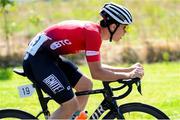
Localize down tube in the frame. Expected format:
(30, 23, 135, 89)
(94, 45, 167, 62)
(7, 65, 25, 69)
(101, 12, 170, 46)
(89, 100, 110, 120)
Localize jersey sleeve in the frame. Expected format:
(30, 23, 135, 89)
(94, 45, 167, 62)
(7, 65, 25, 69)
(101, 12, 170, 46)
(84, 28, 102, 62)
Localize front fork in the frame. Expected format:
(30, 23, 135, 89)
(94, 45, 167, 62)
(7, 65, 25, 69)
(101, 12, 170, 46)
(102, 82, 125, 119)
(108, 98, 124, 119)
(89, 99, 124, 120)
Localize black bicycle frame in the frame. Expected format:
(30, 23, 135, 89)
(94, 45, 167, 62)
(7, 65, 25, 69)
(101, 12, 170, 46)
(33, 84, 51, 119)
(74, 78, 142, 119)
(34, 80, 126, 119)
(13, 68, 140, 119)
(75, 81, 125, 119)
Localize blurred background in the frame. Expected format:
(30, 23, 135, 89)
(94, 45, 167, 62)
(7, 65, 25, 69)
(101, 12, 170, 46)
(0, 0, 179, 66)
(0, 0, 179, 119)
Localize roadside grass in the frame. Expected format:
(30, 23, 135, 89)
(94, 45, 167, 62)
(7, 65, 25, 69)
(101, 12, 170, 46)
(0, 62, 179, 119)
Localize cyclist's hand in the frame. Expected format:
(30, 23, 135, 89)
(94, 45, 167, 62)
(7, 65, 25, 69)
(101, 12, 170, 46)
(130, 63, 143, 70)
(129, 67, 144, 79)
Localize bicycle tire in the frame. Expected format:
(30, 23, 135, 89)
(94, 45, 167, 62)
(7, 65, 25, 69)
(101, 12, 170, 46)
(0, 109, 37, 119)
(103, 102, 170, 119)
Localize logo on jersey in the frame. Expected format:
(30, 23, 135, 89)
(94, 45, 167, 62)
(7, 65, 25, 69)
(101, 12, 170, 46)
(50, 39, 72, 50)
(43, 74, 64, 94)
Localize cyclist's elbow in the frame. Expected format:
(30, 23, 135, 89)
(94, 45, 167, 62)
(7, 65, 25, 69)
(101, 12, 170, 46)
(90, 70, 102, 80)
(88, 62, 105, 80)
(92, 75, 102, 80)
(91, 70, 108, 80)
(91, 72, 100, 80)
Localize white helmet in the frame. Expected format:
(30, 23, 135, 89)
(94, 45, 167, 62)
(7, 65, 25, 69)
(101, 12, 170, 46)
(100, 2, 133, 25)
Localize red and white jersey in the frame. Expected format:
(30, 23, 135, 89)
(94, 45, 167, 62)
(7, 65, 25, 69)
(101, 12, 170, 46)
(43, 20, 102, 62)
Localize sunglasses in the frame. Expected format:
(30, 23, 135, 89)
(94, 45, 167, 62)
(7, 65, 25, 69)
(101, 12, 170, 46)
(123, 25, 131, 32)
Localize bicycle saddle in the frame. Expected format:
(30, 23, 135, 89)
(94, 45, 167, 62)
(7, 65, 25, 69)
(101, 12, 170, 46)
(13, 68, 26, 77)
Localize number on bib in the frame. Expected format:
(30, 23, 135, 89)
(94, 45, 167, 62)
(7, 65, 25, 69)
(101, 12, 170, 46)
(18, 84, 35, 98)
(26, 33, 51, 56)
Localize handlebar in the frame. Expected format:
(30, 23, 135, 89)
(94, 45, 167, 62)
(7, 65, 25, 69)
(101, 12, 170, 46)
(111, 78, 142, 100)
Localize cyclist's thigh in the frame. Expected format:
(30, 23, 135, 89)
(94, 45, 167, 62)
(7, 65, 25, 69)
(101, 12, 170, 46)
(57, 56, 83, 88)
(28, 52, 75, 104)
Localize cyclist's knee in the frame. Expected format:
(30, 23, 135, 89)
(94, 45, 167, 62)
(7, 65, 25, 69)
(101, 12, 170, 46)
(83, 77, 93, 90)
(75, 76, 93, 91)
(61, 96, 80, 111)
(86, 78, 93, 90)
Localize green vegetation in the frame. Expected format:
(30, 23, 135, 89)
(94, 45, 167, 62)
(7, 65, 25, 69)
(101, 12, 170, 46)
(0, 62, 179, 119)
(0, 0, 15, 55)
(0, 68, 12, 80)
(0, 0, 179, 41)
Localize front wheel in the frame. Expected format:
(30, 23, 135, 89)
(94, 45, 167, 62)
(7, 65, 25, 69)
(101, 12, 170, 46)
(0, 109, 37, 119)
(103, 102, 170, 119)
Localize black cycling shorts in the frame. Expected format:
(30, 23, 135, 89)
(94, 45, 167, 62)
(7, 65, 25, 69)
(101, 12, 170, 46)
(23, 50, 82, 104)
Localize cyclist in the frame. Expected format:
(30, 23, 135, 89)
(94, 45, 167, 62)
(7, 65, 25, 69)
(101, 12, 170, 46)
(23, 2, 144, 119)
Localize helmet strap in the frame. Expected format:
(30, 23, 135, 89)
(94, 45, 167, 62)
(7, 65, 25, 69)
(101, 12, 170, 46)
(107, 24, 120, 42)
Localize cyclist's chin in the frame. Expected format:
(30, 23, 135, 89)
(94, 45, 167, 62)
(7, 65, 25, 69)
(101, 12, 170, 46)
(113, 38, 121, 42)
(115, 37, 122, 41)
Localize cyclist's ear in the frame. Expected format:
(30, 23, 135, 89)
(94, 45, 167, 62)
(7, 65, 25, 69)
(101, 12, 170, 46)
(109, 23, 117, 31)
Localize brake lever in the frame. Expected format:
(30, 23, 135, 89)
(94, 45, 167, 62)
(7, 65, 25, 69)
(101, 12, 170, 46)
(135, 80, 142, 95)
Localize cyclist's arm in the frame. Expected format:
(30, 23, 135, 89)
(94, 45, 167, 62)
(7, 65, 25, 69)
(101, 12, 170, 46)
(102, 64, 134, 72)
(88, 61, 131, 81)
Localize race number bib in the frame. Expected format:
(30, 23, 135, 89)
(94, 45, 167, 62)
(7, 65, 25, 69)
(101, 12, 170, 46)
(26, 33, 51, 56)
(18, 84, 35, 98)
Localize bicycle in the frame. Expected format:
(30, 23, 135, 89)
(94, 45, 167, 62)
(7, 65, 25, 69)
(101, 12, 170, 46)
(0, 68, 170, 119)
